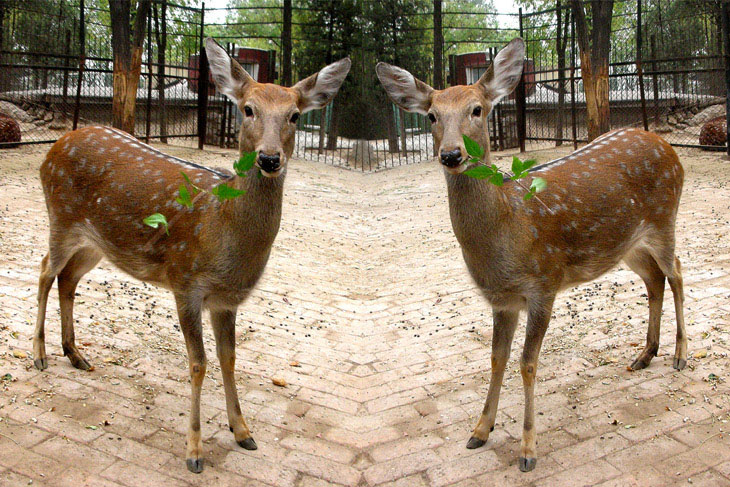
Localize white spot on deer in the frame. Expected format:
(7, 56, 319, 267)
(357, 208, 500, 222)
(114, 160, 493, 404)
(652, 149, 660, 159)
(68, 147, 77, 157)
(626, 149, 633, 156)
(193, 223, 203, 236)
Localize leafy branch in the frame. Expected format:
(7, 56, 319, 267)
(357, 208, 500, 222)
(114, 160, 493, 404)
(461, 135, 551, 212)
(143, 151, 257, 234)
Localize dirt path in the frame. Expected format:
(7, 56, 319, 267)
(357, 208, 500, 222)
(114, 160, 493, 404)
(1, 141, 729, 486)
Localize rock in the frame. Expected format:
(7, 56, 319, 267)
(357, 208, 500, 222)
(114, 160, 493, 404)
(271, 377, 287, 387)
(653, 123, 672, 134)
(0, 101, 32, 122)
(49, 116, 69, 131)
(346, 139, 379, 171)
(699, 116, 726, 147)
(0, 115, 21, 147)
(43, 111, 53, 122)
(689, 104, 725, 126)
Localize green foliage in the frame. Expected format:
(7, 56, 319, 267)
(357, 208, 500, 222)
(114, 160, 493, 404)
(234, 152, 257, 177)
(143, 152, 256, 235)
(211, 183, 247, 201)
(461, 135, 547, 202)
(143, 213, 169, 234)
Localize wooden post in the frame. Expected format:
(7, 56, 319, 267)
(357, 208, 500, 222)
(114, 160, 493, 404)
(154, 0, 168, 142)
(197, 2, 208, 150)
(636, 0, 648, 131)
(282, 0, 292, 86)
(433, 0, 443, 89)
(722, 0, 730, 155)
(145, 11, 152, 142)
(516, 8, 527, 152)
(570, 11, 577, 149)
(73, 0, 85, 131)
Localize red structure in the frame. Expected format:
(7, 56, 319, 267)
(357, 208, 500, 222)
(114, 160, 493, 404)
(448, 52, 535, 98)
(189, 46, 277, 95)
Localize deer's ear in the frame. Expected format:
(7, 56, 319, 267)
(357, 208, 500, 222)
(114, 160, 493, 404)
(293, 58, 351, 113)
(376, 63, 433, 115)
(204, 38, 254, 103)
(477, 38, 525, 105)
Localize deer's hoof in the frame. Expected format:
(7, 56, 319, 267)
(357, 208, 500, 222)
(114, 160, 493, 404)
(629, 357, 650, 371)
(186, 457, 204, 473)
(466, 436, 486, 449)
(673, 358, 687, 371)
(238, 437, 258, 450)
(519, 457, 537, 472)
(34, 357, 48, 371)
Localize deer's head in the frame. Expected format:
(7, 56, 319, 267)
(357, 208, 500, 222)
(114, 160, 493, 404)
(376, 38, 525, 175)
(205, 38, 351, 178)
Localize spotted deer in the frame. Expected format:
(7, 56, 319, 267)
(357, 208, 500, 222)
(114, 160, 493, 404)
(33, 38, 350, 473)
(376, 38, 686, 472)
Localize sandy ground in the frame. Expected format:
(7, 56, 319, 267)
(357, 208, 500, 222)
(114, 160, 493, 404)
(0, 139, 729, 486)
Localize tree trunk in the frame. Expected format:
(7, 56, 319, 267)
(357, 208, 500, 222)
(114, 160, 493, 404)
(110, 0, 150, 136)
(570, 0, 613, 141)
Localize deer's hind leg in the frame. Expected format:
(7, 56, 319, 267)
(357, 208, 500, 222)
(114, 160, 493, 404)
(57, 247, 103, 370)
(624, 249, 666, 371)
(34, 254, 58, 370)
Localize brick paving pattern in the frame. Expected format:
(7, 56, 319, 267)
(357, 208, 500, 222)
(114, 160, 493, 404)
(1, 142, 729, 486)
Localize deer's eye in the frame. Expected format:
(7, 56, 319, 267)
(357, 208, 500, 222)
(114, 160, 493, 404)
(472, 106, 482, 117)
(244, 106, 254, 117)
(427, 113, 436, 123)
(290, 112, 300, 124)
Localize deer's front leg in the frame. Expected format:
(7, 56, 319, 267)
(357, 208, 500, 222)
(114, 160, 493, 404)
(519, 297, 554, 472)
(175, 295, 207, 474)
(211, 309, 257, 450)
(467, 309, 519, 449)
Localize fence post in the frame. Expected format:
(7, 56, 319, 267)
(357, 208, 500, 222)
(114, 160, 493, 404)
(650, 35, 660, 126)
(636, 0, 648, 131)
(145, 11, 152, 142)
(722, 0, 730, 156)
(433, 0, 443, 89)
(72, 0, 85, 130)
(516, 7, 526, 153)
(282, 0, 292, 86)
(570, 9, 577, 150)
(197, 3, 208, 150)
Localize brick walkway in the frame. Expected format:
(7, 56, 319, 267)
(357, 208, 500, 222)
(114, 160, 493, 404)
(1, 143, 729, 487)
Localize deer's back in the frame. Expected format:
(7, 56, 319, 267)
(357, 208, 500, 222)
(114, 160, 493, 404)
(462, 129, 684, 304)
(40, 126, 235, 290)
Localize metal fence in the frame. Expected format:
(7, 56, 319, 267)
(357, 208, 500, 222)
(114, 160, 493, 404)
(1, 0, 727, 164)
(520, 1, 726, 151)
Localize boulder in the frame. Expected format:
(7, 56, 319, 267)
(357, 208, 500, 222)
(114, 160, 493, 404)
(0, 100, 32, 122)
(689, 104, 725, 126)
(699, 116, 726, 147)
(0, 115, 22, 147)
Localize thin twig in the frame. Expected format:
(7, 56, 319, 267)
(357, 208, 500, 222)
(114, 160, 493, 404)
(0, 431, 21, 446)
(502, 171, 554, 214)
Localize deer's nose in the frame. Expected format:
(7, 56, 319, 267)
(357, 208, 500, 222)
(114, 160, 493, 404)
(440, 149, 463, 168)
(258, 152, 281, 173)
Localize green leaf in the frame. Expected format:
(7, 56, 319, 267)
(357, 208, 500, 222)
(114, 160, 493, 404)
(143, 213, 169, 235)
(181, 172, 201, 194)
(523, 189, 536, 201)
(234, 151, 257, 177)
(462, 135, 484, 159)
(511, 156, 523, 175)
(176, 184, 193, 208)
(522, 159, 538, 171)
(463, 165, 495, 179)
(530, 177, 547, 193)
(489, 172, 504, 186)
(211, 183, 246, 201)
(256, 168, 263, 179)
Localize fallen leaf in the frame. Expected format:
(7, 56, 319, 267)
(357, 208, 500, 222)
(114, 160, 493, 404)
(12, 350, 27, 359)
(272, 378, 287, 387)
(693, 349, 708, 359)
(289, 361, 300, 367)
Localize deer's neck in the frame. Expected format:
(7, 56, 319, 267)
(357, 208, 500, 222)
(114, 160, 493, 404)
(216, 167, 286, 247)
(444, 169, 513, 254)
